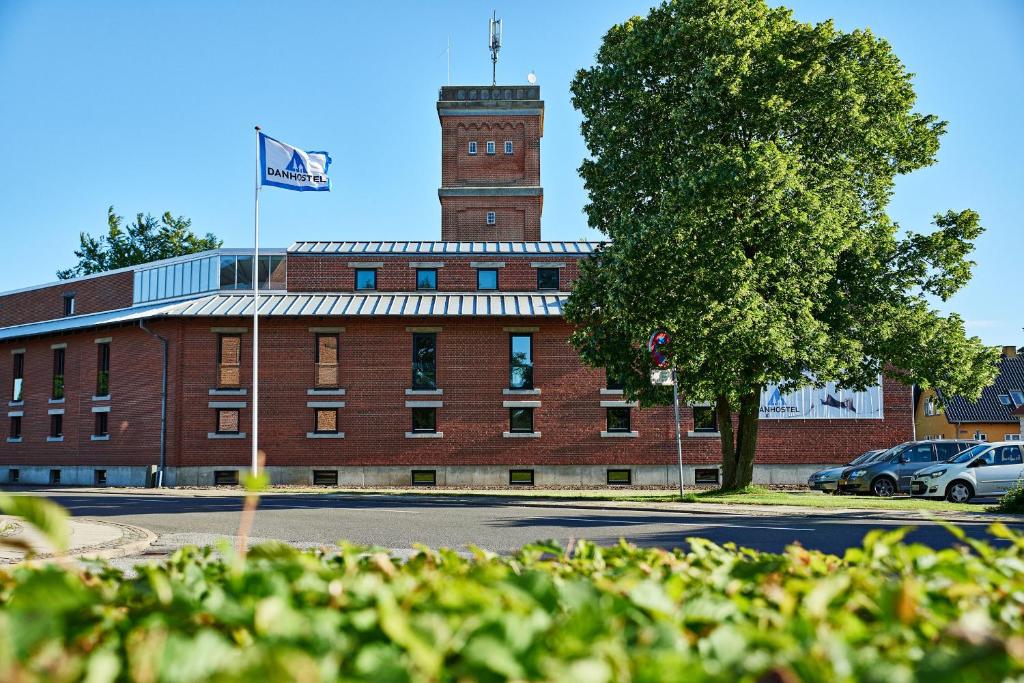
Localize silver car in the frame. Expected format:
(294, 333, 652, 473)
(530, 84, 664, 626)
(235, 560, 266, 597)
(807, 449, 884, 494)
(911, 441, 1024, 503)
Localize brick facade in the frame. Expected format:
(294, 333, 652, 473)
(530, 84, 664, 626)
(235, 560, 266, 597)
(0, 271, 134, 328)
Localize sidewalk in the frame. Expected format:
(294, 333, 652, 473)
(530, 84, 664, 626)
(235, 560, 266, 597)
(0, 515, 156, 565)
(25, 486, 1022, 525)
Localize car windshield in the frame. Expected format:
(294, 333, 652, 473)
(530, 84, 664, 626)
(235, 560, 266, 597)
(871, 444, 907, 464)
(848, 450, 879, 466)
(949, 443, 991, 464)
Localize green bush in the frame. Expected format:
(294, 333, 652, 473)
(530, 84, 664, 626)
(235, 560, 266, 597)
(998, 483, 1024, 513)
(1, 528, 1023, 682)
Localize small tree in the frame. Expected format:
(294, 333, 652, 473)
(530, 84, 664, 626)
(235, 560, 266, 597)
(57, 206, 222, 279)
(566, 0, 998, 489)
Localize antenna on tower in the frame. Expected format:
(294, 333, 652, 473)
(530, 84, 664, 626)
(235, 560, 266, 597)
(488, 11, 502, 86)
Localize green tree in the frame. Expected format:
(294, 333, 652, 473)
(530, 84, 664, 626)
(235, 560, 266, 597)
(57, 206, 222, 279)
(566, 0, 998, 489)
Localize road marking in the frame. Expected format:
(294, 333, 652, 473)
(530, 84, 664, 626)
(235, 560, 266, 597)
(529, 516, 814, 532)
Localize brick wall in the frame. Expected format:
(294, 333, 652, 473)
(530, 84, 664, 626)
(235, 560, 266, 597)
(441, 118, 540, 186)
(0, 271, 134, 327)
(287, 255, 578, 293)
(439, 195, 543, 242)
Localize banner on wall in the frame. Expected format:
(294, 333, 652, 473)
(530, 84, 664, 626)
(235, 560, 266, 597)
(759, 376, 884, 420)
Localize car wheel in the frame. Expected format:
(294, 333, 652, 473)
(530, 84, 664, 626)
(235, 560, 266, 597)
(871, 477, 896, 497)
(945, 480, 974, 504)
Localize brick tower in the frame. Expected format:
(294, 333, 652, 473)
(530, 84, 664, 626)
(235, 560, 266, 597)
(437, 85, 544, 241)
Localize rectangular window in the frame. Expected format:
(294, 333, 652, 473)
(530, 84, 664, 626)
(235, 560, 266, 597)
(315, 333, 339, 388)
(695, 468, 720, 485)
(8, 469, 18, 483)
(12, 352, 23, 402)
(216, 409, 240, 434)
(9, 416, 21, 439)
(96, 342, 110, 396)
(94, 412, 109, 437)
(504, 140, 513, 155)
(214, 470, 239, 486)
(509, 407, 534, 433)
(52, 348, 65, 400)
(477, 268, 498, 291)
(999, 395, 1012, 406)
(412, 470, 436, 486)
(607, 469, 632, 485)
(509, 469, 534, 485)
(49, 469, 61, 485)
(220, 255, 237, 289)
(50, 413, 63, 438)
(606, 370, 624, 391)
(468, 141, 478, 155)
(693, 406, 717, 432)
(416, 268, 437, 291)
(235, 256, 254, 290)
(1007, 434, 1023, 442)
(1011, 391, 1024, 407)
(509, 333, 533, 389)
(63, 294, 75, 316)
(606, 407, 631, 432)
(218, 334, 241, 388)
(536, 268, 560, 291)
(258, 255, 287, 290)
(94, 469, 107, 486)
(355, 269, 377, 291)
(486, 211, 497, 225)
(313, 470, 339, 486)
(314, 408, 338, 434)
(411, 407, 437, 433)
(412, 333, 437, 389)
(486, 140, 496, 155)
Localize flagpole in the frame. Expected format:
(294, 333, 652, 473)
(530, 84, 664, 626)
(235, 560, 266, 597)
(252, 126, 261, 478)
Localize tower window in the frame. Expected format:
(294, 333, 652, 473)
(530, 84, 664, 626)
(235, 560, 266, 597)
(468, 141, 477, 155)
(63, 294, 75, 316)
(486, 211, 496, 226)
(477, 269, 498, 291)
(486, 141, 496, 155)
(504, 141, 513, 155)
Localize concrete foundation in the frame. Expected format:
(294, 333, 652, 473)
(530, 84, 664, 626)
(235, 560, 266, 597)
(0, 465, 156, 487)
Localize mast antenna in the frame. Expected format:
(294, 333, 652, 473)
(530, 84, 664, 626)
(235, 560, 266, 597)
(488, 11, 502, 86)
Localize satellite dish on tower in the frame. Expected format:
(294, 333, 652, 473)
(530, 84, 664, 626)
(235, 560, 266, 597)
(527, 71, 537, 84)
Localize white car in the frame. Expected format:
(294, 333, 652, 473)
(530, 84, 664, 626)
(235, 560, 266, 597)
(910, 441, 1024, 503)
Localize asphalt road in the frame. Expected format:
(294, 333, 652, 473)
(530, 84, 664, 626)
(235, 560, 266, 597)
(29, 490, 1017, 558)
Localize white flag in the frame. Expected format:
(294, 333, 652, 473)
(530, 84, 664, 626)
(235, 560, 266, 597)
(259, 132, 331, 192)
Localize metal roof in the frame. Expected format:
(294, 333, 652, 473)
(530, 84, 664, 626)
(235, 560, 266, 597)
(0, 291, 570, 341)
(941, 353, 1024, 424)
(0, 300, 188, 342)
(287, 241, 603, 256)
(168, 292, 568, 317)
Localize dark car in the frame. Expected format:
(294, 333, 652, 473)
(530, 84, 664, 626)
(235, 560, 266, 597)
(836, 439, 981, 497)
(807, 449, 884, 494)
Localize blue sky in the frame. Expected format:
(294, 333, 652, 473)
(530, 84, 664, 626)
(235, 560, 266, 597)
(0, 1, 1020, 345)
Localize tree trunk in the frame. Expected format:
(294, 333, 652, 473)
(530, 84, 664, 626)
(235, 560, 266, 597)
(734, 391, 761, 488)
(716, 394, 738, 489)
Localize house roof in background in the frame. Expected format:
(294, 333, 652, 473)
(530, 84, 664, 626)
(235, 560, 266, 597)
(942, 352, 1024, 424)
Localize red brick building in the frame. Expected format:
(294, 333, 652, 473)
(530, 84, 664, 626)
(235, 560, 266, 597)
(0, 84, 913, 487)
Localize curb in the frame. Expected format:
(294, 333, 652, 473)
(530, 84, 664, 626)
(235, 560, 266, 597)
(74, 520, 158, 561)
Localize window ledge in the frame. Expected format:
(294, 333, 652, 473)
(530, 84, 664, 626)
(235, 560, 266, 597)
(208, 432, 246, 440)
(406, 400, 442, 408)
(405, 431, 443, 439)
(8, 401, 23, 408)
(47, 436, 64, 442)
(91, 395, 111, 402)
(503, 388, 540, 396)
(308, 388, 346, 396)
(307, 432, 345, 439)
(91, 435, 110, 441)
(601, 431, 639, 438)
(406, 389, 442, 396)
(687, 431, 721, 438)
(503, 400, 540, 408)
(600, 389, 624, 396)
(6, 437, 21, 443)
(209, 388, 247, 396)
(503, 431, 541, 438)
(601, 400, 638, 408)
(48, 398, 65, 404)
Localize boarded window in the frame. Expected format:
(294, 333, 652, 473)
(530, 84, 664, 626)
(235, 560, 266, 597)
(607, 469, 632, 485)
(509, 469, 534, 485)
(412, 470, 436, 486)
(218, 334, 241, 387)
(315, 334, 339, 388)
(315, 408, 338, 433)
(216, 409, 240, 434)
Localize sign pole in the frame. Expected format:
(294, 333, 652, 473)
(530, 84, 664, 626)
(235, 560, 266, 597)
(252, 126, 261, 478)
(672, 368, 684, 498)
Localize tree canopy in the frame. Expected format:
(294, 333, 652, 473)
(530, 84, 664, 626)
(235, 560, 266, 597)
(565, 0, 998, 487)
(57, 207, 222, 279)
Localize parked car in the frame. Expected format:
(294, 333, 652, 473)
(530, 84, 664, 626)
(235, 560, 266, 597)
(837, 439, 981, 497)
(807, 449, 884, 494)
(911, 441, 1024, 503)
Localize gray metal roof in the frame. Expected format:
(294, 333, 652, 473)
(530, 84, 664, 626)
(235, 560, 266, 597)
(941, 353, 1024, 424)
(287, 241, 602, 256)
(0, 291, 570, 340)
(0, 300, 188, 342)
(169, 292, 568, 317)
